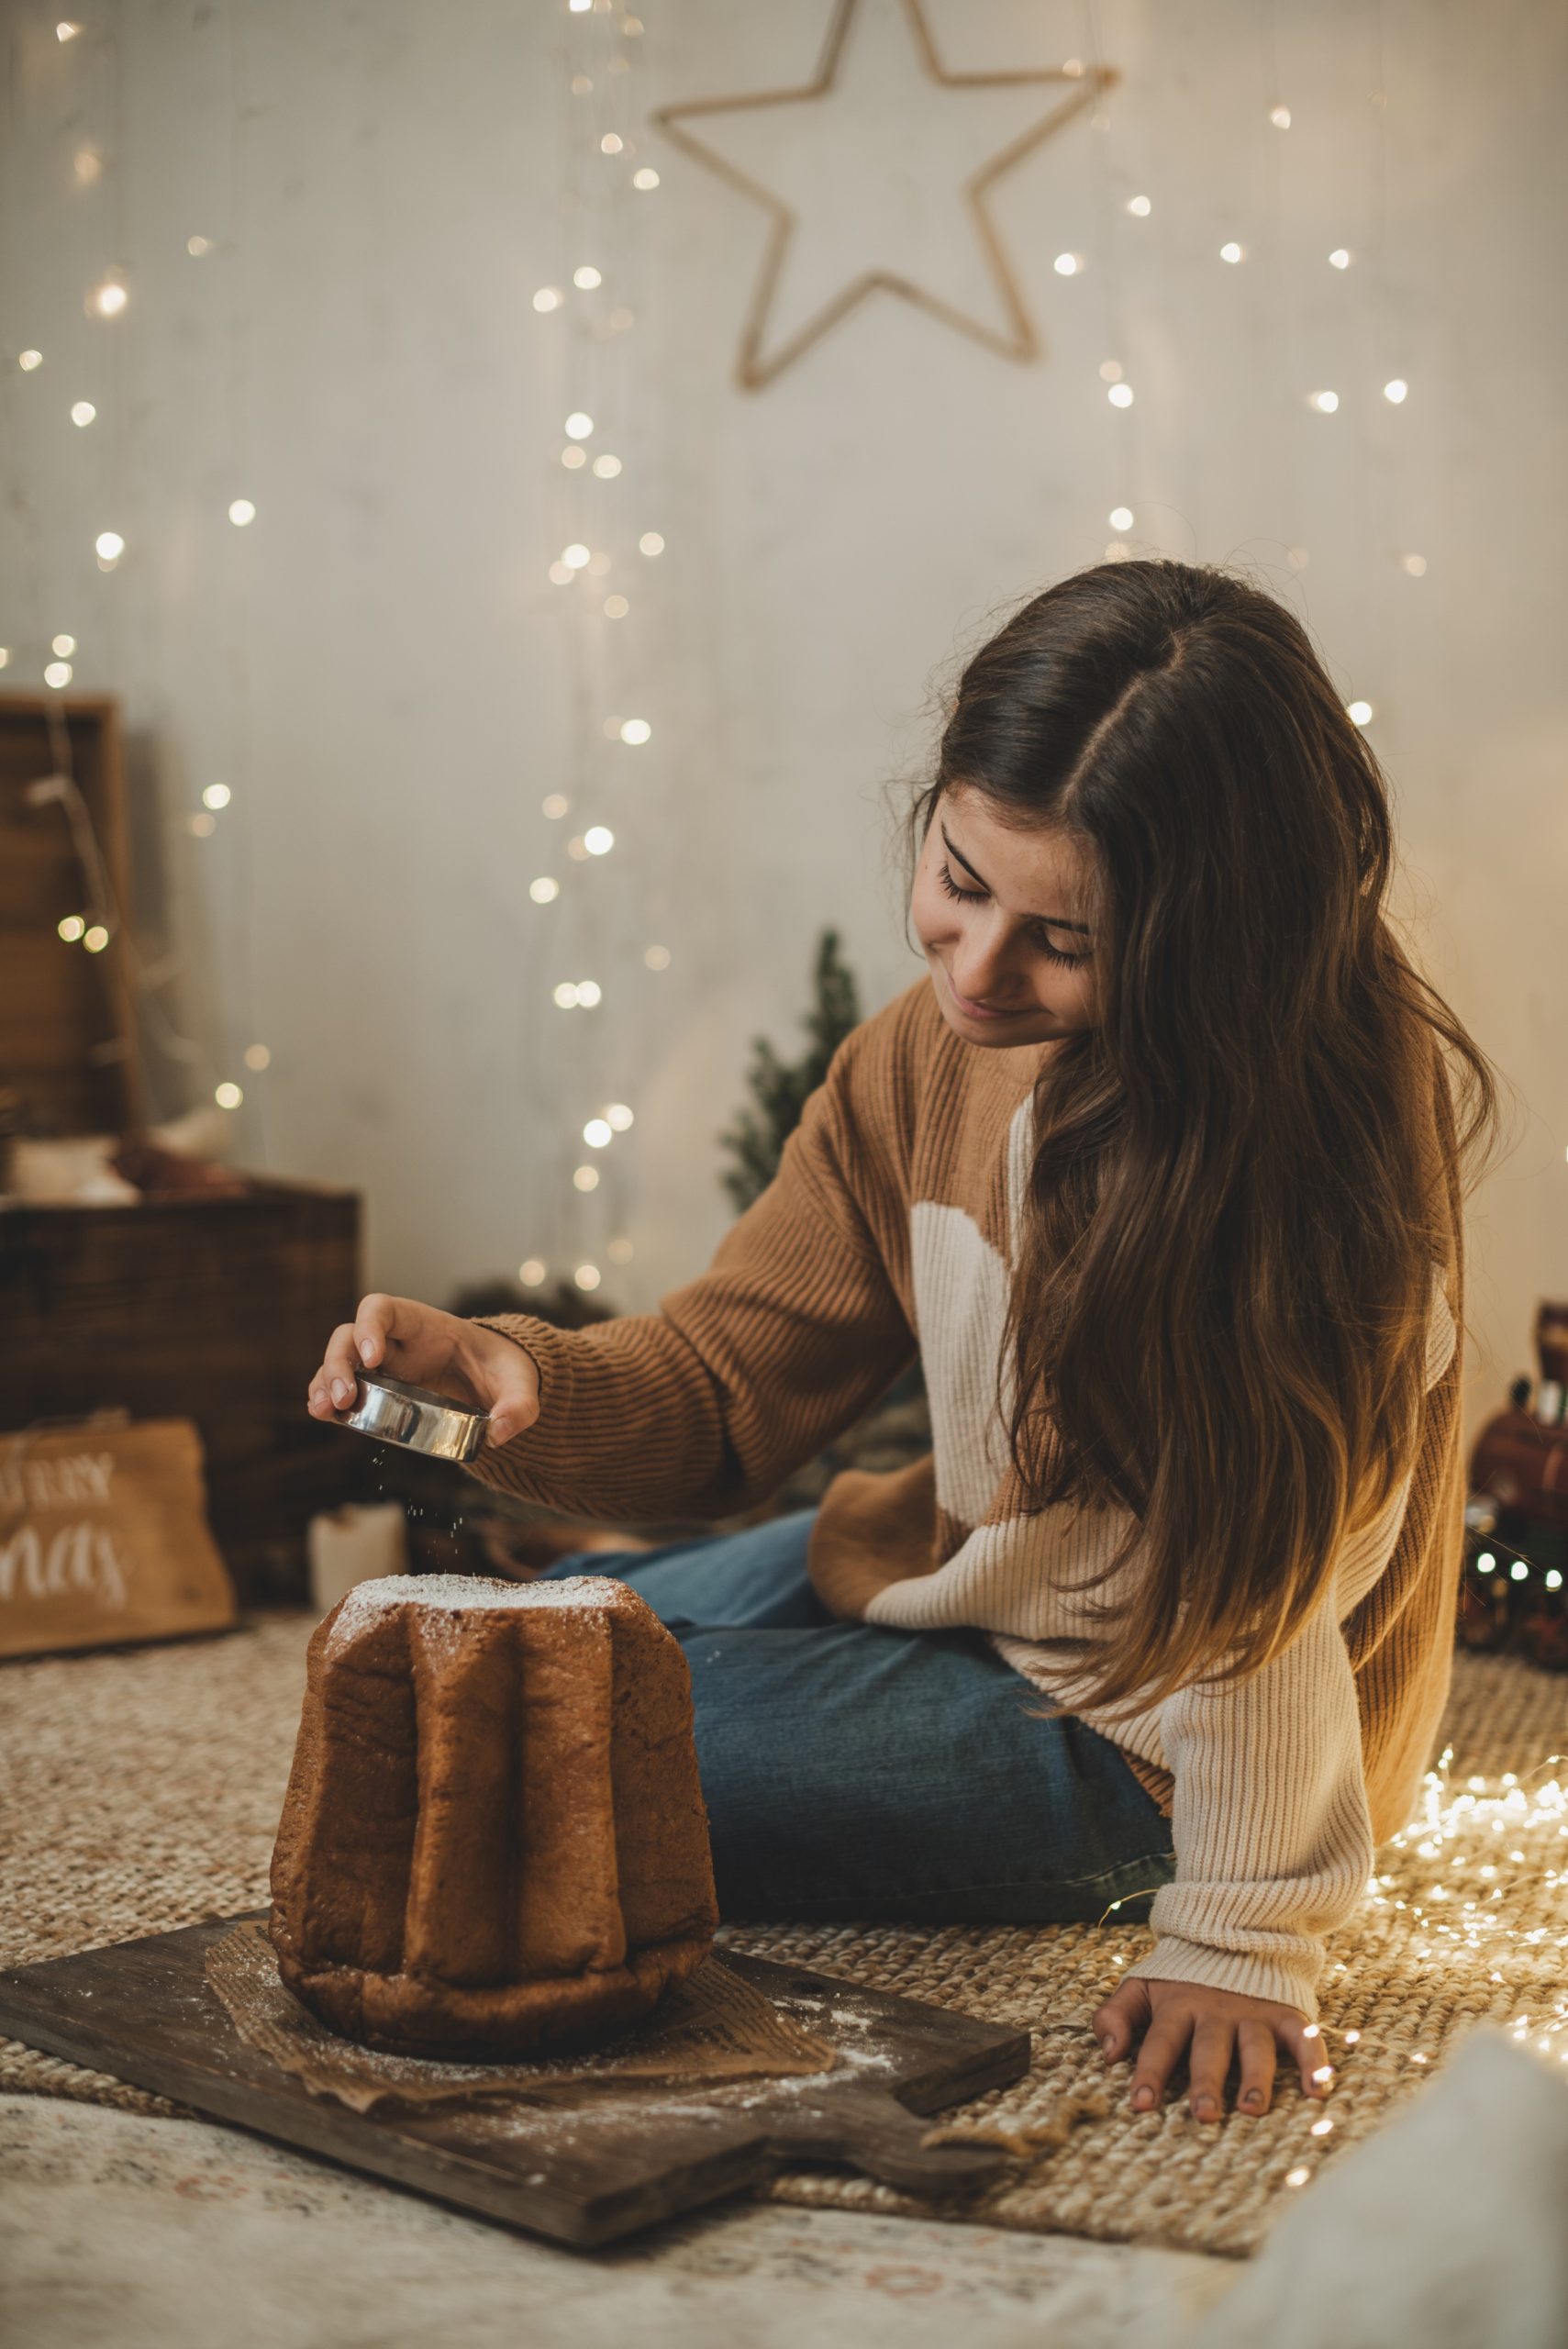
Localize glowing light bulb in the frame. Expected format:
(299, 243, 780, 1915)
(600, 133, 623, 155)
(573, 1165, 600, 1191)
(1284, 2166, 1311, 2188)
(584, 1118, 613, 1149)
(541, 794, 569, 818)
(644, 944, 671, 971)
(638, 531, 664, 556)
(573, 264, 602, 290)
(564, 411, 594, 440)
(202, 782, 231, 809)
(1343, 2030, 1361, 2045)
(1307, 390, 1340, 413)
(187, 236, 213, 258)
(1107, 383, 1134, 408)
(1547, 1570, 1563, 1591)
(228, 498, 256, 526)
(1108, 506, 1134, 531)
(91, 280, 128, 317)
(1062, 57, 1084, 77)
(1510, 1560, 1529, 1581)
(215, 1082, 243, 1109)
(562, 446, 586, 470)
(1270, 104, 1292, 128)
(58, 915, 86, 942)
(52, 633, 77, 657)
(607, 1237, 634, 1264)
(1384, 377, 1409, 404)
(584, 826, 614, 856)
(533, 286, 563, 313)
(619, 718, 651, 745)
(1219, 241, 1245, 264)
(83, 924, 109, 952)
(57, 20, 82, 39)
(575, 979, 602, 1007)
(243, 1043, 272, 1071)
(530, 876, 561, 904)
(575, 1264, 601, 1292)
(632, 168, 660, 191)
(18, 350, 43, 372)
(1329, 247, 1352, 269)
(1310, 2117, 1333, 2135)
(591, 453, 621, 478)
(518, 1258, 547, 1286)
(562, 543, 591, 571)
(95, 531, 124, 564)
(1053, 252, 1084, 277)
(553, 983, 580, 1008)
(1346, 699, 1373, 727)
(1126, 195, 1151, 217)
(44, 661, 72, 688)
(606, 1103, 634, 1130)
(549, 562, 574, 584)
(73, 403, 96, 427)
(569, 0, 590, 12)
(604, 594, 628, 618)
(0, 649, 8, 668)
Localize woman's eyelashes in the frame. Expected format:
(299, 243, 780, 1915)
(935, 861, 1088, 969)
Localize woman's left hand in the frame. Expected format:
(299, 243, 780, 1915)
(1091, 1975, 1332, 2121)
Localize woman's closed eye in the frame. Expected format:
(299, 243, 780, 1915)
(936, 860, 1089, 969)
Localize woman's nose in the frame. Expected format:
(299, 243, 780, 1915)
(952, 934, 1023, 1004)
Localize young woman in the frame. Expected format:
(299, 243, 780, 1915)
(307, 559, 1503, 2126)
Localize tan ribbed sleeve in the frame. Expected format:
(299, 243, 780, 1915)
(464, 1016, 917, 1524)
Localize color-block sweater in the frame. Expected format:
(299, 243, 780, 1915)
(470, 974, 1466, 2020)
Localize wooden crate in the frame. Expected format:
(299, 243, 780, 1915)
(1, 693, 366, 1601)
(1, 1180, 365, 1598)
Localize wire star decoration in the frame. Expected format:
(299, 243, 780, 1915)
(651, 0, 1118, 391)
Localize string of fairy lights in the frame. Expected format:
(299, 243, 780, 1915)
(8, 11, 269, 1127)
(513, 0, 674, 1302)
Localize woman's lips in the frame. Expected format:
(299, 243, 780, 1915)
(948, 974, 1027, 1019)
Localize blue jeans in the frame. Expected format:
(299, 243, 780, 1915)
(543, 1508, 1175, 1927)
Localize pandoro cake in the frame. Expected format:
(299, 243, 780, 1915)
(268, 1574, 719, 2057)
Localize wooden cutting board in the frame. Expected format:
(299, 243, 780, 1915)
(0, 1916, 1032, 2248)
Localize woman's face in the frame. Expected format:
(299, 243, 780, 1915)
(911, 785, 1099, 1050)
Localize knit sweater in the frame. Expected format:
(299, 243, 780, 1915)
(470, 974, 1466, 2020)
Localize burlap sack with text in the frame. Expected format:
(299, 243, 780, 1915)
(0, 1416, 236, 1661)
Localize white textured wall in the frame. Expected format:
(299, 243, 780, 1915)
(3, 0, 1563, 1430)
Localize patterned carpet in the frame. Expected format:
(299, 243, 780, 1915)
(2, 1613, 1563, 2257)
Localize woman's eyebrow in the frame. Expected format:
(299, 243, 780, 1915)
(940, 825, 1092, 933)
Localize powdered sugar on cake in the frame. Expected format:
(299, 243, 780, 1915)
(328, 1572, 639, 1652)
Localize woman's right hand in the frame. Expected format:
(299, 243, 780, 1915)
(306, 1294, 541, 1448)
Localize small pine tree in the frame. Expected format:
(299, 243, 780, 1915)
(717, 929, 862, 1214)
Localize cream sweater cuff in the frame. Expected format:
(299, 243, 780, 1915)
(1121, 1933, 1323, 2022)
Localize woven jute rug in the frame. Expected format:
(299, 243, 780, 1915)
(2, 1615, 1563, 2258)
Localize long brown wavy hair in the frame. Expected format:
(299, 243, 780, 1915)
(906, 560, 1510, 1718)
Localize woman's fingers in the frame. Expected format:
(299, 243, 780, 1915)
(1236, 2020, 1279, 2115)
(352, 1293, 400, 1372)
(1185, 2015, 1235, 2121)
(1129, 2009, 1189, 2111)
(306, 1323, 363, 1419)
(1091, 1979, 1148, 2064)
